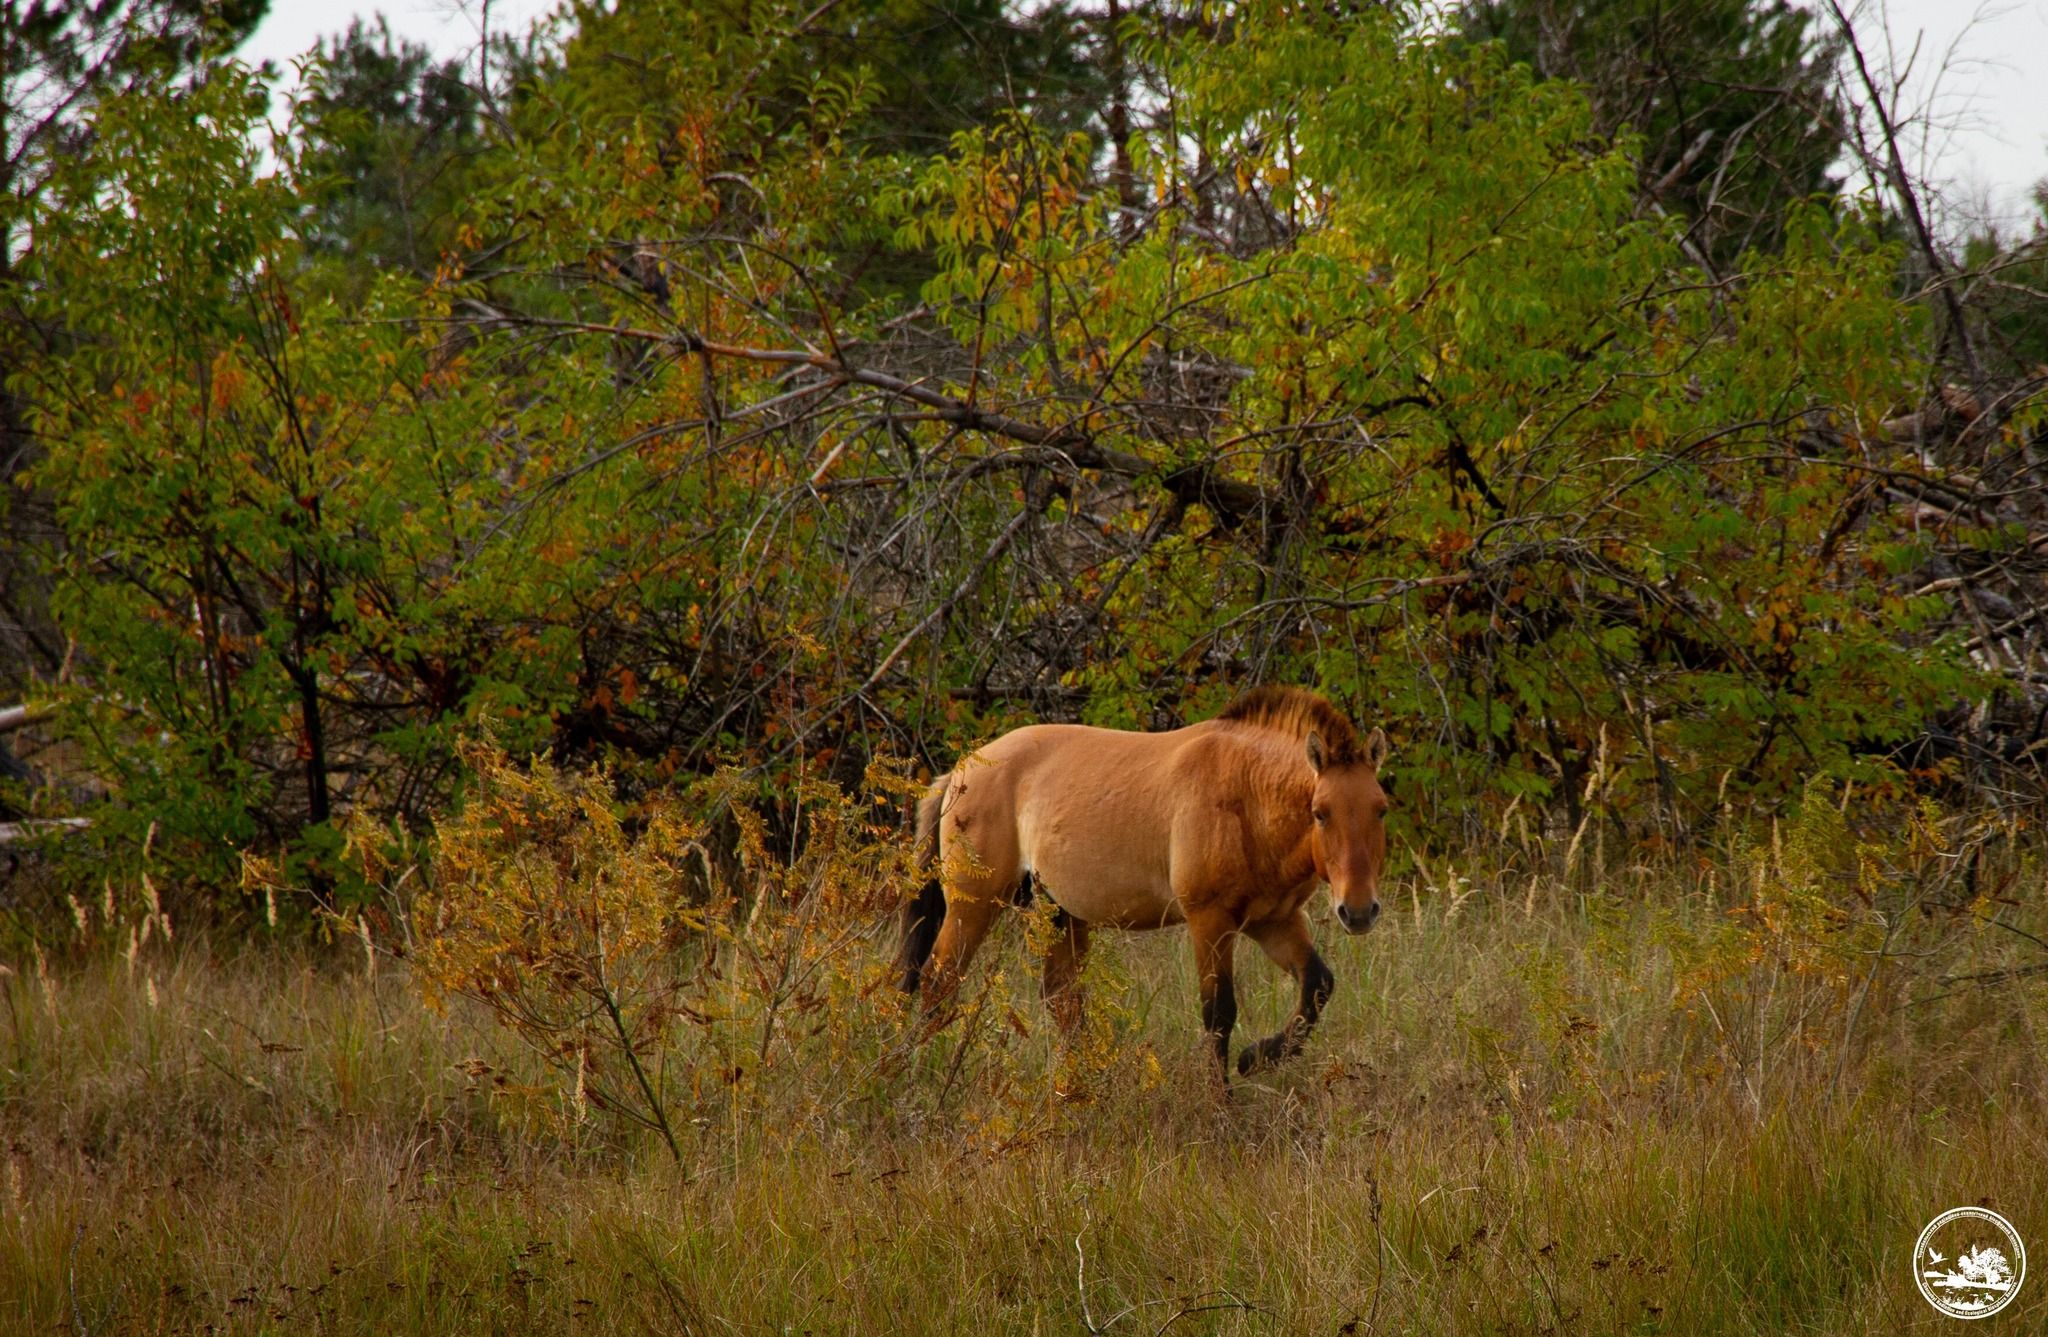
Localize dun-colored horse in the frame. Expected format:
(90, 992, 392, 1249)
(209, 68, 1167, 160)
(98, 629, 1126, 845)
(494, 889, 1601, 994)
(897, 686, 1389, 1078)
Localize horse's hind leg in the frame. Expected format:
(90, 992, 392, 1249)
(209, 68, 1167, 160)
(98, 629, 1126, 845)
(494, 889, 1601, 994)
(1040, 909, 1092, 1099)
(1039, 909, 1091, 1036)
(1237, 911, 1335, 1077)
(919, 824, 1017, 1012)
(922, 892, 1000, 1011)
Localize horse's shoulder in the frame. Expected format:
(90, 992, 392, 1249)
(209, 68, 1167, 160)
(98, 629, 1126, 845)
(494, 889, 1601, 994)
(1160, 721, 1233, 767)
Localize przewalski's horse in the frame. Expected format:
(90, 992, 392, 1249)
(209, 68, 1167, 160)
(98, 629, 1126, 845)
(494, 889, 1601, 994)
(897, 686, 1390, 1079)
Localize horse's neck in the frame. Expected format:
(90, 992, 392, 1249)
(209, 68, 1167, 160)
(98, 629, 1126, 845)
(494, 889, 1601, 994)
(1238, 738, 1318, 880)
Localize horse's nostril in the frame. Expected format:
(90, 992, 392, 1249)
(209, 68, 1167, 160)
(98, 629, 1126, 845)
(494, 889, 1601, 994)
(1366, 901, 1381, 926)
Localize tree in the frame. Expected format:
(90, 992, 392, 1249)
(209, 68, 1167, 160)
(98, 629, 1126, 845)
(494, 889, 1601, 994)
(9, 0, 945, 900)
(295, 17, 482, 282)
(2, 0, 268, 211)
(807, 0, 1103, 155)
(1960, 186, 2048, 379)
(2, 0, 270, 694)
(1458, 0, 1847, 269)
(1958, 1245, 2012, 1287)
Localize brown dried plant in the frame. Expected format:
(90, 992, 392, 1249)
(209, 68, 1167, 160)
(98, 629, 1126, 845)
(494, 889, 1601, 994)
(403, 743, 972, 1162)
(411, 742, 713, 1163)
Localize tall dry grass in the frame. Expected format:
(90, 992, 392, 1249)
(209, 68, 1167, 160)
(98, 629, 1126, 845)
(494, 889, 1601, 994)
(5, 771, 2047, 1332)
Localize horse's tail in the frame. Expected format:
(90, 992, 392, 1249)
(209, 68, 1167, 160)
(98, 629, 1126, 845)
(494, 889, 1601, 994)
(896, 778, 950, 993)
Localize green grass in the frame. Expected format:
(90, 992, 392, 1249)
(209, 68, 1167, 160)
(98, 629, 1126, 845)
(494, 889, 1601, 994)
(3, 865, 2045, 1334)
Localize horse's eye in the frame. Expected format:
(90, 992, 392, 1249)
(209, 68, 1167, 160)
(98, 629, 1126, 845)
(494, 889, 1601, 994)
(1313, 809, 1329, 825)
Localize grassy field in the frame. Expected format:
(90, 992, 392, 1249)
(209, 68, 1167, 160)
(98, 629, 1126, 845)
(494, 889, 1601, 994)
(4, 844, 2047, 1334)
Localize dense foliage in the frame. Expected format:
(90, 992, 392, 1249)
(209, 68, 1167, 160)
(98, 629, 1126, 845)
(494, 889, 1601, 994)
(0, 0, 272, 715)
(2, 0, 2042, 913)
(1458, 0, 1846, 267)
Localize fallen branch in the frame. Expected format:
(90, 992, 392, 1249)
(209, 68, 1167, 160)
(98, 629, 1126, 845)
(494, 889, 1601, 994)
(453, 302, 1277, 523)
(857, 501, 1040, 696)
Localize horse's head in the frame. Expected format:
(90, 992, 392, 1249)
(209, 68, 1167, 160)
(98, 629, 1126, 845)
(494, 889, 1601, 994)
(1305, 727, 1390, 934)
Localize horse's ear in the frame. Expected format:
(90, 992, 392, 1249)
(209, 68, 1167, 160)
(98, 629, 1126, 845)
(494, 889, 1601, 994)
(1305, 730, 1326, 774)
(1365, 727, 1389, 769)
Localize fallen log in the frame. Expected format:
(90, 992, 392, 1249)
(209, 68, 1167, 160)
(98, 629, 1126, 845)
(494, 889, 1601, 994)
(0, 817, 90, 844)
(0, 703, 52, 733)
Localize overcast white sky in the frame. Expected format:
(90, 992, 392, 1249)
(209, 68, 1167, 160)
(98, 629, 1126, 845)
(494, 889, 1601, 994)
(241, 0, 2048, 238)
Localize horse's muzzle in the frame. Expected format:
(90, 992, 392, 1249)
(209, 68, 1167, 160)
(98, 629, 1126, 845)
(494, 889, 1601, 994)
(1336, 901, 1380, 935)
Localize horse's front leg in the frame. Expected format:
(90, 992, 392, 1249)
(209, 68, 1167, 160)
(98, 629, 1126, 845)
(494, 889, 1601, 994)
(1187, 911, 1240, 1081)
(1237, 911, 1335, 1077)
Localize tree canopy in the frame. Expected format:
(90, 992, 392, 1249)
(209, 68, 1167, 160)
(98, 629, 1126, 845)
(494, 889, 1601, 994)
(2, 0, 2043, 911)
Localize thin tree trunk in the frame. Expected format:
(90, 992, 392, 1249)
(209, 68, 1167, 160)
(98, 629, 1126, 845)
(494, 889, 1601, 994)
(289, 659, 331, 829)
(1103, 0, 1139, 221)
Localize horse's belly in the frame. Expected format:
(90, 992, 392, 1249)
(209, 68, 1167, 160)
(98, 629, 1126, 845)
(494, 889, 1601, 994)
(1045, 873, 1184, 928)
(1020, 828, 1180, 929)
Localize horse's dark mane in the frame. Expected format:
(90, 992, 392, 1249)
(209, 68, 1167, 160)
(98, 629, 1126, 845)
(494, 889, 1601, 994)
(1214, 686, 1363, 765)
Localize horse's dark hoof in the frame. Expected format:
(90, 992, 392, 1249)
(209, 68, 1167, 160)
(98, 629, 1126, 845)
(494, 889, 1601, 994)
(1236, 1044, 1266, 1077)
